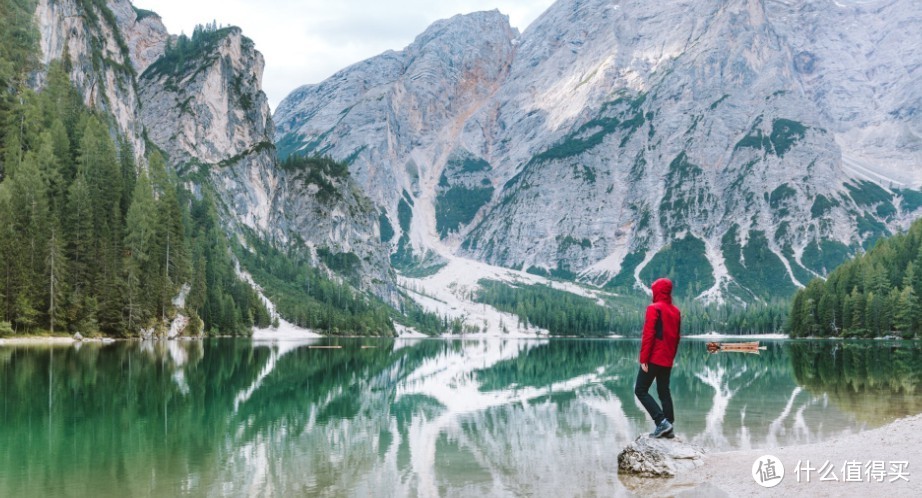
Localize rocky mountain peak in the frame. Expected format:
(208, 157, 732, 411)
(139, 25, 271, 167)
(411, 10, 517, 48)
(107, 0, 170, 74)
(275, 0, 922, 303)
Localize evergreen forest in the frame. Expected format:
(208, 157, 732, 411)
(0, 21, 269, 336)
(474, 279, 788, 337)
(788, 218, 922, 338)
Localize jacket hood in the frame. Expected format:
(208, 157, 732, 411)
(651, 278, 673, 304)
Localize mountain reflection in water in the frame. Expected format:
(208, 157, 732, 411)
(1, 338, 920, 497)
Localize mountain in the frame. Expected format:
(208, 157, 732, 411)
(274, 0, 922, 304)
(0, 0, 402, 337)
(35, 0, 164, 161)
(0, 0, 282, 337)
(274, 10, 519, 272)
(135, 22, 396, 298)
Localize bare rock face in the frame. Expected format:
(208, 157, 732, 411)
(32, 0, 397, 303)
(106, 0, 169, 74)
(34, 0, 165, 161)
(139, 28, 271, 168)
(137, 26, 280, 234)
(274, 10, 519, 266)
(137, 25, 394, 295)
(617, 435, 705, 478)
(275, 0, 922, 303)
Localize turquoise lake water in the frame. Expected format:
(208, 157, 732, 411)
(1, 338, 920, 496)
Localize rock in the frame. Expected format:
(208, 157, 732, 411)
(140, 327, 154, 341)
(135, 19, 398, 302)
(73, 332, 83, 341)
(617, 434, 705, 478)
(167, 314, 190, 339)
(274, 0, 922, 301)
(35, 0, 152, 164)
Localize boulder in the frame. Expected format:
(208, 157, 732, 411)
(73, 332, 83, 341)
(167, 314, 189, 339)
(617, 434, 705, 478)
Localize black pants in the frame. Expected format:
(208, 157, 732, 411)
(634, 363, 674, 425)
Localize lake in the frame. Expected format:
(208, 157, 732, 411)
(1, 338, 920, 497)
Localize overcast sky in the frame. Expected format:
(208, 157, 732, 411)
(132, 0, 556, 111)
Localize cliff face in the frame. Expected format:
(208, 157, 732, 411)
(34, 0, 165, 160)
(135, 26, 393, 294)
(33, 0, 395, 299)
(274, 11, 519, 267)
(137, 26, 281, 234)
(274, 0, 922, 302)
(139, 28, 271, 167)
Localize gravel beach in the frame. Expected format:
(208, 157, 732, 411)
(622, 413, 922, 496)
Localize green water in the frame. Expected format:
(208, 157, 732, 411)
(1, 338, 920, 497)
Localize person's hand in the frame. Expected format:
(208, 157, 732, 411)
(641, 363, 648, 373)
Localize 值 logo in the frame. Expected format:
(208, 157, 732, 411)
(752, 454, 785, 488)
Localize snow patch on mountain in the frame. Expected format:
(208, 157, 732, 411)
(400, 254, 613, 336)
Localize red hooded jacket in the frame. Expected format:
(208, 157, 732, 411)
(639, 278, 681, 368)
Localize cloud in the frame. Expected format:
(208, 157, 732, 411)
(131, 0, 555, 110)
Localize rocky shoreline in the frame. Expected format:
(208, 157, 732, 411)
(0, 336, 77, 346)
(619, 413, 922, 496)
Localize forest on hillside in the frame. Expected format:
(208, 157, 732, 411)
(0, 2, 270, 336)
(0, 63, 271, 336)
(788, 218, 922, 338)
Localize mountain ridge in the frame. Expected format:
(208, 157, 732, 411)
(274, 0, 922, 304)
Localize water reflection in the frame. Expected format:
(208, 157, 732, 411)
(0, 339, 920, 496)
(790, 340, 922, 423)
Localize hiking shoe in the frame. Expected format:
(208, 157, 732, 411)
(663, 427, 675, 439)
(650, 420, 673, 438)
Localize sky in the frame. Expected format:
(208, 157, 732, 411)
(132, 0, 557, 111)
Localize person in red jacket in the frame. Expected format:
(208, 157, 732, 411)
(635, 278, 681, 438)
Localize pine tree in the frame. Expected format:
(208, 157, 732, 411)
(118, 137, 136, 217)
(123, 171, 156, 331)
(45, 224, 67, 334)
(788, 290, 805, 337)
(865, 291, 885, 337)
(66, 177, 94, 294)
(0, 184, 14, 322)
(35, 131, 65, 213)
(148, 151, 187, 320)
(77, 116, 122, 264)
(850, 287, 866, 335)
(908, 260, 922, 298)
(42, 63, 82, 144)
(801, 297, 818, 336)
(841, 291, 854, 331)
(8, 152, 49, 329)
(817, 294, 836, 336)
(894, 287, 915, 335)
(48, 119, 72, 179)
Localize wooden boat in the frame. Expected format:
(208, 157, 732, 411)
(706, 341, 764, 354)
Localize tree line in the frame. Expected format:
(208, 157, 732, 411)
(475, 279, 618, 336)
(144, 21, 234, 78)
(473, 279, 788, 337)
(237, 232, 486, 336)
(788, 218, 922, 338)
